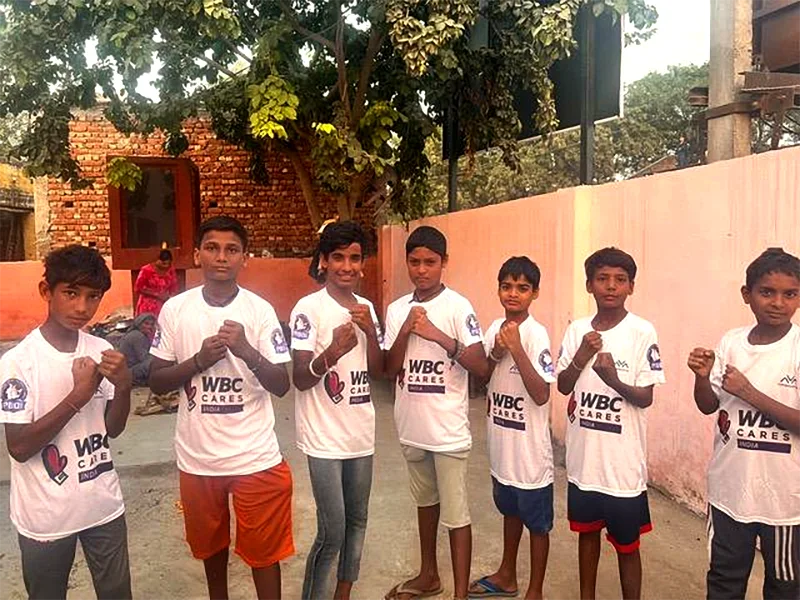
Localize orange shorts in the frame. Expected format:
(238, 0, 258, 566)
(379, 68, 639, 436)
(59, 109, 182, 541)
(179, 460, 294, 568)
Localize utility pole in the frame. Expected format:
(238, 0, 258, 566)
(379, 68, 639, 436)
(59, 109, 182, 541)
(579, 3, 596, 184)
(707, 0, 752, 162)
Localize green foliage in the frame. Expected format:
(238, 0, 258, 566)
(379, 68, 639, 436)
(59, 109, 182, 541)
(248, 75, 299, 141)
(106, 156, 143, 191)
(0, 0, 657, 226)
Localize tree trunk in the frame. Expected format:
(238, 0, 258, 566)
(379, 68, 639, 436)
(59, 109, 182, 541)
(282, 144, 323, 230)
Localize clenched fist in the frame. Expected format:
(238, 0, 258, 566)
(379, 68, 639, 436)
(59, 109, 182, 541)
(687, 348, 715, 379)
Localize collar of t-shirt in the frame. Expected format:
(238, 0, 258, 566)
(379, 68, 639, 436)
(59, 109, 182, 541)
(33, 328, 87, 362)
(740, 325, 796, 354)
(409, 285, 449, 307)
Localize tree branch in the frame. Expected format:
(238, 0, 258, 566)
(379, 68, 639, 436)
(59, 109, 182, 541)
(352, 28, 386, 124)
(220, 39, 253, 66)
(165, 41, 240, 79)
(277, 0, 335, 51)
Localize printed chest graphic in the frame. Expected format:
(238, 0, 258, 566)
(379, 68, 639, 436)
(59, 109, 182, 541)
(185, 375, 245, 413)
(567, 390, 624, 434)
(717, 407, 792, 454)
(42, 432, 114, 486)
(323, 370, 371, 405)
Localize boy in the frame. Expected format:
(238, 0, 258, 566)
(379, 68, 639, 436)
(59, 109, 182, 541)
(149, 216, 293, 600)
(0, 245, 133, 600)
(383, 226, 490, 600)
(556, 247, 665, 600)
(470, 257, 556, 600)
(688, 247, 800, 600)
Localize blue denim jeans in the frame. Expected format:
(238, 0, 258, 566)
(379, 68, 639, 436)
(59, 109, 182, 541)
(302, 454, 373, 600)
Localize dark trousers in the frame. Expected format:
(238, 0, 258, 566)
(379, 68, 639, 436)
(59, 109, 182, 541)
(18, 513, 132, 600)
(708, 505, 799, 600)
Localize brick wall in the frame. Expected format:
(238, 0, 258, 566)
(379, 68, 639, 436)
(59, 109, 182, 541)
(47, 110, 362, 257)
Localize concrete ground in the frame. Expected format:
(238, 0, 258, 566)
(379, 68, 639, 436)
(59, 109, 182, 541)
(0, 383, 764, 600)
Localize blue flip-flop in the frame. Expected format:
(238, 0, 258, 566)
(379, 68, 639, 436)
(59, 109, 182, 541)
(468, 577, 519, 598)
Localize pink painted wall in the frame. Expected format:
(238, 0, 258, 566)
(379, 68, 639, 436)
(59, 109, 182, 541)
(0, 260, 133, 341)
(379, 146, 800, 511)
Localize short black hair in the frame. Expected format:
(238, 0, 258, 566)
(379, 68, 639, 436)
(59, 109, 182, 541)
(196, 216, 248, 250)
(158, 249, 172, 262)
(498, 256, 541, 288)
(44, 245, 112, 292)
(309, 221, 368, 283)
(585, 247, 637, 282)
(745, 247, 800, 290)
(406, 225, 447, 258)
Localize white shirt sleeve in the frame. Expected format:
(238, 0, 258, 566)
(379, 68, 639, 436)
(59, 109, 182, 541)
(151, 301, 177, 361)
(634, 325, 667, 387)
(529, 327, 557, 383)
(259, 304, 291, 364)
(556, 322, 578, 374)
(290, 299, 318, 354)
(484, 320, 500, 355)
(455, 298, 484, 346)
(709, 335, 728, 399)
(383, 302, 402, 351)
(0, 353, 34, 424)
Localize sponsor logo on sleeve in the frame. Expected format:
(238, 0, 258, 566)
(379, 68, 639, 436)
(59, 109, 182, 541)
(151, 328, 162, 349)
(271, 327, 289, 354)
(466, 314, 481, 337)
(1, 378, 27, 412)
(538, 349, 554, 375)
(292, 314, 312, 340)
(647, 344, 663, 371)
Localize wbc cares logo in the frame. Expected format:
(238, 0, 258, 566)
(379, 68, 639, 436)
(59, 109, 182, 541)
(567, 393, 577, 423)
(324, 371, 345, 404)
(42, 444, 68, 485)
(718, 410, 731, 444)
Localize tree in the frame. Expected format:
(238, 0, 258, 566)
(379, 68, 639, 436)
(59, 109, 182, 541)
(424, 62, 708, 211)
(0, 0, 656, 229)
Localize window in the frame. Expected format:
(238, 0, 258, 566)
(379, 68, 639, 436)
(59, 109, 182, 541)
(108, 157, 199, 270)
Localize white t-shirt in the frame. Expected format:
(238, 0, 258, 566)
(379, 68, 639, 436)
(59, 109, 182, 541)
(556, 313, 665, 497)
(290, 289, 380, 459)
(151, 286, 291, 476)
(707, 324, 800, 525)
(485, 316, 556, 489)
(384, 287, 484, 452)
(0, 329, 125, 541)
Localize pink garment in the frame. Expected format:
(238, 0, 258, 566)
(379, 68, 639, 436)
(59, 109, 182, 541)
(134, 264, 178, 318)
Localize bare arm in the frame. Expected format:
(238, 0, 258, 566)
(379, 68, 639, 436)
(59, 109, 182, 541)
(242, 346, 291, 398)
(557, 331, 603, 395)
(592, 352, 654, 408)
(693, 376, 720, 415)
(687, 348, 720, 415)
(739, 386, 800, 435)
(5, 390, 92, 463)
(606, 380, 654, 408)
(105, 384, 132, 438)
(557, 362, 584, 396)
(724, 365, 800, 435)
(149, 356, 198, 394)
(5, 358, 100, 463)
(292, 323, 358, 391)
(509, 345, 550, 406)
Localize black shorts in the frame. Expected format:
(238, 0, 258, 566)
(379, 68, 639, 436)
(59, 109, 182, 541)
(567, 482, 652, 554)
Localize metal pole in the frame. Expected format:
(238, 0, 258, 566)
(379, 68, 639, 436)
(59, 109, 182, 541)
(447, 102, 458, 212)
(579, 5, 596, 185)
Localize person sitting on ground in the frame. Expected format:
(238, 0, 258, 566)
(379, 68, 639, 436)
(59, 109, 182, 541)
(118, 313, 156, 387)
